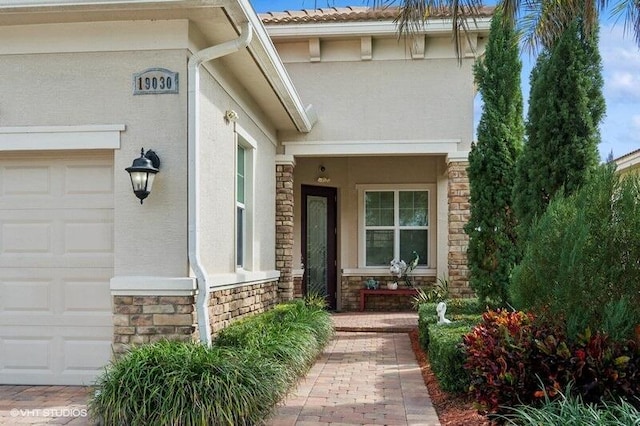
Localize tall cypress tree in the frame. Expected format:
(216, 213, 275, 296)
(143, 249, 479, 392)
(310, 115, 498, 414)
(513, 19, 605, 232)
(464, 9, 523, 305)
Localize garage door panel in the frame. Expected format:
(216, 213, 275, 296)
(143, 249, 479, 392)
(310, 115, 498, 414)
(0, 152, 113, 385)
(0, 209, 113, 268)
(2, 222, 52, 253)
(2, 165, 51, 196)
(1, 268, 112, 320)
(2, 280, 51, 312)
(2, 338, 51, 370)
(1, 333, 112, 385)
(65, 164, 113, 195)
(1, 314, 112, 328)
(63, 278, 112, 312)
(64, 222, 113, 254)
(64, 339, 113, 370)
(0, 196, 114, 210)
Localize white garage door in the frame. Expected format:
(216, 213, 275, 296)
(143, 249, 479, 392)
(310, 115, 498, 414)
(0, 151, 114, 385)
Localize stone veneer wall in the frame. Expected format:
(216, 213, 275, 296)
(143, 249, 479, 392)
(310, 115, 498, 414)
(275, 162, 294, 302)
(340, 276, 437, 311)
(447, 161, 473, 297)
(207, 280, 279, 336)
(112, 295, 198, 356)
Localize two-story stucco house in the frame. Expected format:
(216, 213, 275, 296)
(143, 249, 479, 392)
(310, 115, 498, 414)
(0, 0, 490, 385)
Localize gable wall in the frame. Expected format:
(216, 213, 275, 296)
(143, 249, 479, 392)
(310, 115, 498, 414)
(274, 36, 477, 150)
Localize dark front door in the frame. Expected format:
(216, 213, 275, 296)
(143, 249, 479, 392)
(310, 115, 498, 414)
(301, 185, 337, 310)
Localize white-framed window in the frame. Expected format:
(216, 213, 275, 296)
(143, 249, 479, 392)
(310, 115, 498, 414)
(236, 145, 246, 268)
(359, 185, 433, 268)
(235, 129, 255, 271)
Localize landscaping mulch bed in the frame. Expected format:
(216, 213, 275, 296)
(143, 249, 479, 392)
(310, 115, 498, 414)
(409, 328, 491, 426)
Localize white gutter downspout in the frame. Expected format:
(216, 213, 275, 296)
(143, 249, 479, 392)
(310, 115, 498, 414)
(188, 22, 253, 345)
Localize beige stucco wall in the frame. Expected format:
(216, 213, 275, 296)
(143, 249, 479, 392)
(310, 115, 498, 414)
(0, 19, 280, 283)
(293, 155, 440, 272)
(278, 58, 475, 151)
(197, 65, 278, 275)
(0, 46, 189, 277)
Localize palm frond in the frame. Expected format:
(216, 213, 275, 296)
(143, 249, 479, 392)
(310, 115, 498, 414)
(385, 0, 484, 64)
(519, 0, 605, 52)
(610, 0, 640, 47)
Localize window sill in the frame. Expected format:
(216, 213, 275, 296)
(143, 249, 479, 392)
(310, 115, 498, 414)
(341, 268, 436, 277)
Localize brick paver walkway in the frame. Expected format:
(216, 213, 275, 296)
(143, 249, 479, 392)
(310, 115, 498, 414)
(0, 312, 439, 425)
(0, 385, 91, 425)
(267, 330, 439, 426)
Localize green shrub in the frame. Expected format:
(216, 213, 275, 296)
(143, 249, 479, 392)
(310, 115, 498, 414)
(418, 298, 484, 350)
(90, 301, 333, 425)
(411, 276, 450, 309)
(428, 322, 475, 393)
(498, 386, 640, 425)
(510, 165, 640, 341)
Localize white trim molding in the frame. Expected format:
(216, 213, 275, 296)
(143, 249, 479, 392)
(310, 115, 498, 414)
(0, 125, 125, 151)
(282, 139, 461, 157)
(446, 151, 470, 163)
(207, 270, 281, 289)
(110, 276, 198, 296)
(275, 154, 296, 167)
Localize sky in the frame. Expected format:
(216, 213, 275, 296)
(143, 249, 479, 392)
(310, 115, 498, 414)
(250, 0, 640, 160)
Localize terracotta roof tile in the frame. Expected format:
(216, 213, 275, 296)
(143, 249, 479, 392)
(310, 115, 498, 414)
(260, 6, 494, 25)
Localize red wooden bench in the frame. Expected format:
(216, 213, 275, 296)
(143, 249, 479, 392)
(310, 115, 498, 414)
(359, 288, 418, 311)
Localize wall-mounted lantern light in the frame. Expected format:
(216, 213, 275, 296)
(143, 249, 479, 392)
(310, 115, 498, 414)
(125, 148, 160, 204)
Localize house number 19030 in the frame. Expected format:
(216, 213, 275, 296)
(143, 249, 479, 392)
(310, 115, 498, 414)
(133, 68, 179, 95)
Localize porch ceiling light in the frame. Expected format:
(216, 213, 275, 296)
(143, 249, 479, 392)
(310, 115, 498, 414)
(317, 165, 330, 183)
(126, 148, 160, 204)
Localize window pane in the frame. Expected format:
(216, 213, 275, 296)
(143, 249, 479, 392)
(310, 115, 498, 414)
(366, 230, 394, 266)
(237, 206, 244, 267)
(365, 191, 394, 226)
(399, 191, 428, 226)
(400, 230, 428, 266)
(237, 147, 245, 204)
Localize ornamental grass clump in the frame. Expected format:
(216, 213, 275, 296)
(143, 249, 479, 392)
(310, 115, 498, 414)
(497, 385, 640, 426)
(215, 299, 333, 377)
(90, 299, 333, 426)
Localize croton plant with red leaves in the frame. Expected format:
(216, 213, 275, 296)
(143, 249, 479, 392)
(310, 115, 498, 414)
(462, 310, 640, 414)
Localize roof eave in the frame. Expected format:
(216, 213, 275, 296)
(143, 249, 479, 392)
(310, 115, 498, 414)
(264, 17, 492, 39)
(231, 0, 315, 132)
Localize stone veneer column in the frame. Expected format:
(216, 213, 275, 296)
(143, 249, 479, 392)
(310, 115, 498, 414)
(110, 277, 199, 357)
(447, 160, 472, 296)
(275, 156, 295, 302)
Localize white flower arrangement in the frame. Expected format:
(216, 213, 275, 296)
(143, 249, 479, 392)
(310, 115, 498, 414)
(389, 251, 420, 287)
(389, 259, 407, 279)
